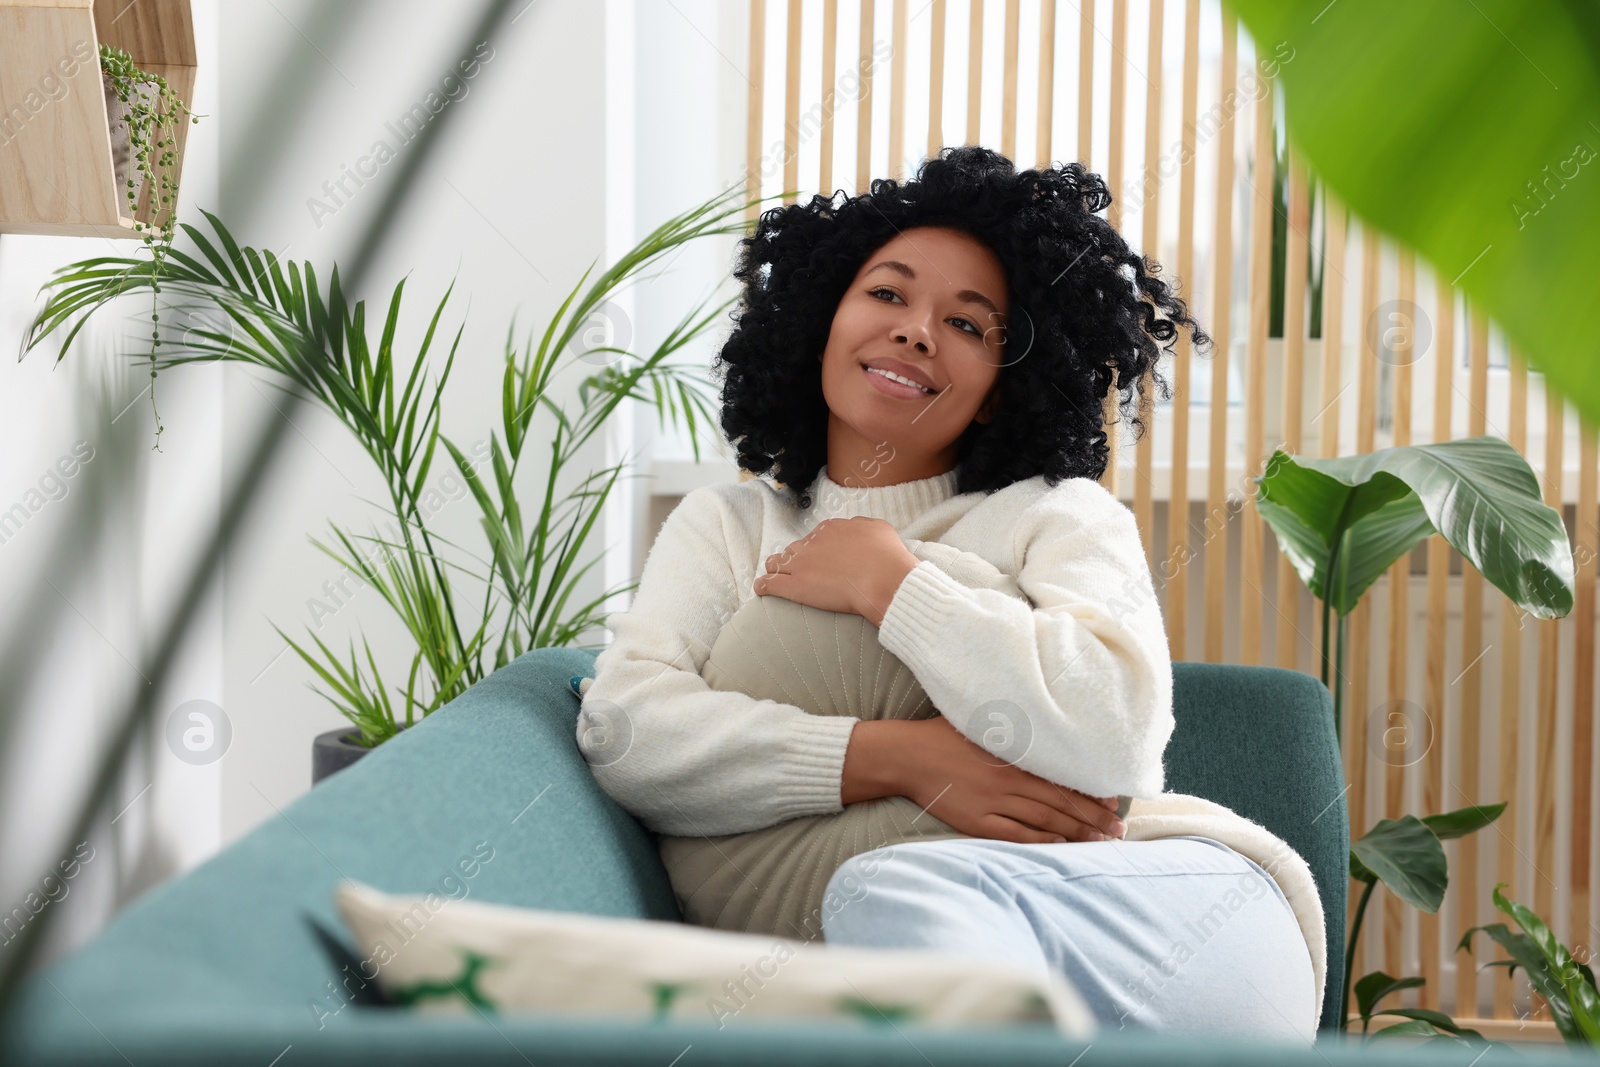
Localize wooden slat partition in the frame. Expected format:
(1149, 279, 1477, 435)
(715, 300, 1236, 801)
(739, 2, 1599, 1028)
(1165, 0, 1199, 662)
(1077, 0, 1093, 162)
(1496, 340, 1527, 1019)
(1575, 417, 1598, 962)
(1133, 0, 1163, 567)
(819, 0, 838, 193)
(1239, 51, 1270, 666)
(966, 0, 982, 147)
(889, 0, 906, 178)
(744, 0, 765, 221)
(1106, 0, 1128, 234)
(1429, 280, 1460, 1014)
(1034, 0, 1055, 167)
(1538, 381, 1564, 928)
(1309, 193, 1347, 689)
(1451, 298, 1490, 1010)
(1202, 8, 1236, 666)
(1347, 227, 1379, 981)
(857, 0, 874, 194)
(1080, 0, 1113, 498)
(1275, 152, 1309, 670)
(999, 0, 1017, 160)
(1102, 0, 1128, 498)
(784, 0, 802, 198)
(927, 0, 945, 160)
(1384, 249, 1415, 988)
(1316, 197, 1347, 465)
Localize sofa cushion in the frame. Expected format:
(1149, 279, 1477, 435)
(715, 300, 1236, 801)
(332, 878, 1094, 1033)
(3, 646, 669, 1022)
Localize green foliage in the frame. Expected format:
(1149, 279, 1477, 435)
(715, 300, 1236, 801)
(1256, 440, 1571, 621)
(97, 43, 197, 243)
(1352, 969, 1491, 1044)
(1348, 816, 1447, 912)
(24, 183, 765, 745)
(98, 43, 201, 450)
(1255, 434, 1573, 1031)
(1461, 883, 1600, 1046)
(1224, 0, 1600, 474)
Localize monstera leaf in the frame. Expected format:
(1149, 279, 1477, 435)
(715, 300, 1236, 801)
(1255, 437, 1573, 618)
(1225, 0, 1600, 435)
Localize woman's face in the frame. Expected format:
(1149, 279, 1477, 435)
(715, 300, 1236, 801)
(819, 226, 1007, 479)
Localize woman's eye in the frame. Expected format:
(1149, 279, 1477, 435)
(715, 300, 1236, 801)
(869, 288, 982, 337)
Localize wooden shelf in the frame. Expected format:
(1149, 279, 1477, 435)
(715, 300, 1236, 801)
(0, 0, 196, 239)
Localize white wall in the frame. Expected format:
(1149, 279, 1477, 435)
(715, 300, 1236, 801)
(0, 0, 224, 968)
(211, 0, 615, 846)
(0, 0, 686, 969)
(627, 0, 750, 569)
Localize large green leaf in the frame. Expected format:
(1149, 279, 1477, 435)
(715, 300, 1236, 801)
(1224, 0, 1600, 437)
(1421, 802, 1507, 842)
(1255, 438, 1573, 617)
(1350, 815, 1447, 912)
(1354, 970, 1426, 1025)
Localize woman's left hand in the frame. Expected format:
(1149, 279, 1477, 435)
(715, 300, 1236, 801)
(754, 517, 920, 626)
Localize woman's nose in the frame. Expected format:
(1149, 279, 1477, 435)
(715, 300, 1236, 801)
(893, 315, 935, 352)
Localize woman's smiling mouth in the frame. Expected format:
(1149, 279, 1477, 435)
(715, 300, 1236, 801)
(863, 364, 937, 398)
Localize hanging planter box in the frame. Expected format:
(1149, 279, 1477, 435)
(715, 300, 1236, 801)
(0, 0, 196, 238)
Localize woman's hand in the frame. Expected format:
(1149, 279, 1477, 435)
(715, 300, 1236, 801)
(754, 517, 920, 626)
(897, 714, 1127, 845)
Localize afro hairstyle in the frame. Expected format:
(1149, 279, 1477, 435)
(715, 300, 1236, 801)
(712, 143, 1211, 509)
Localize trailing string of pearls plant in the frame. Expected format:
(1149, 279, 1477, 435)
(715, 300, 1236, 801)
(99, 42, 200, 450)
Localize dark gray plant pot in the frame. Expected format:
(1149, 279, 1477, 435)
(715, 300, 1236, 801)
(311, 727, 376, 785)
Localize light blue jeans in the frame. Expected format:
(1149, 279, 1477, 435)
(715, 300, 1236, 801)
(819, 834, 1317, 1039)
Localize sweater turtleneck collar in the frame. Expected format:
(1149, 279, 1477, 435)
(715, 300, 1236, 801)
(804, 462, 962, 527)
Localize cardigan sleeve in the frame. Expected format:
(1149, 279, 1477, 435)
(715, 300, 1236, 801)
(575, 486, 860, 837)
(875, 479, 1174, 799)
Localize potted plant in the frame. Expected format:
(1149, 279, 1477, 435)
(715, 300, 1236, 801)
(1254, 437, 1575, 1041)
(1461, 882, 1600, 1046)
(96, 42, 200, 451)
(24, 183, 769, 785)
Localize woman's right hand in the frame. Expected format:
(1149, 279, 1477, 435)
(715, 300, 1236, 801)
(897, 714, 1127, 845)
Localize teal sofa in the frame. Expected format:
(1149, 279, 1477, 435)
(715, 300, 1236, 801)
(0, 649, 1561, 1064)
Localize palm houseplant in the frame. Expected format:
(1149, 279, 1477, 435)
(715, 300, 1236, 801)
(23, 182, 768, 782)
(1253, 437, 1576, 1042)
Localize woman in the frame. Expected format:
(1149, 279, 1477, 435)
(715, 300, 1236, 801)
(577, 146, 1321, 1038)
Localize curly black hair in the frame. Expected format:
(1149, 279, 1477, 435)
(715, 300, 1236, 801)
(713, 144, 1211, 509)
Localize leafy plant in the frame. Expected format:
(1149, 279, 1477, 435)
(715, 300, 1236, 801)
(23, 182, 766, 747)
(98, 42, 200, 450)
(1224, 0, 1600, 477)
(1351, 968, 1489, 1045)
(1254, 437, 1576, 1035)
(1461, 882, 1600, 1046)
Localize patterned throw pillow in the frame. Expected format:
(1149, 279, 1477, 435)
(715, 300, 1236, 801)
(333, 879, 1094, 1033)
